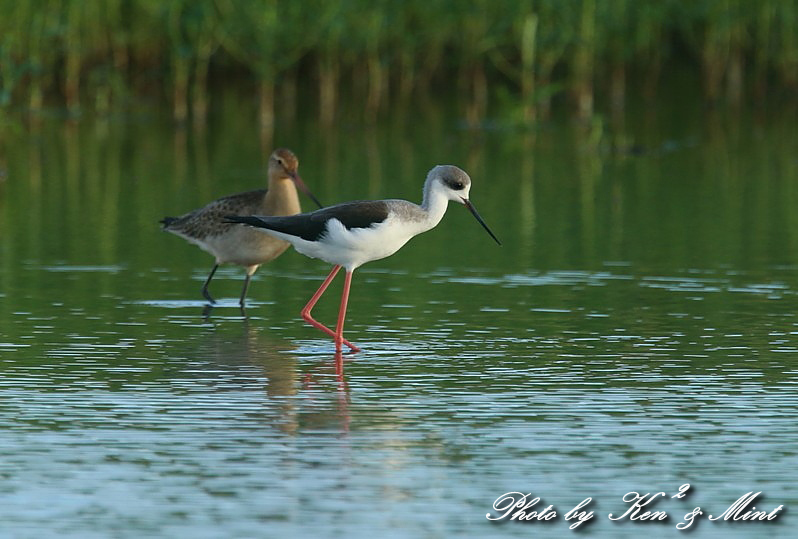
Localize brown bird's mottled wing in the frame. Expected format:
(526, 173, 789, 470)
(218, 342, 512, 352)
(161, 189, 268, 239)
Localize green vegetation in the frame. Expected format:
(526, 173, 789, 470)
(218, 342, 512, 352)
(1, 0, 797, 127)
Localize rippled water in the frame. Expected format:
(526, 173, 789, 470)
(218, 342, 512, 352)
(2, 101, 798, 537)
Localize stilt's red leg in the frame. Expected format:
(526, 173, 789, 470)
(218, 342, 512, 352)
(300, 266, 359, 351)
(334, 270, 358, 352)
(334, 350, 345, 382)
(301, 266, 340, 316)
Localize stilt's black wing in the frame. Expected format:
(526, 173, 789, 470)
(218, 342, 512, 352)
(227, 200, 390, 242)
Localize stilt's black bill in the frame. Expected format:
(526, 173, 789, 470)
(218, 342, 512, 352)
(292, 173, 324, 209)
(462, 199, 501, 245)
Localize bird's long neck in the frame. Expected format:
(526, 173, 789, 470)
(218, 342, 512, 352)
(266, 177, 301, 216)
(420, 183, 449, 231)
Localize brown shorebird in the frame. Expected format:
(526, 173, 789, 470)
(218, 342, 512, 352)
(161, 148, 323, 308)
(227, 165, 500, 352)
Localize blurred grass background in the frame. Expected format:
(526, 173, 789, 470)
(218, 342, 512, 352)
(0, 0, 796, 131)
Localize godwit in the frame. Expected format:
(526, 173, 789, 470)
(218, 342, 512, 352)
(160, 148, 322, 308)
(227, 165, 500, 351)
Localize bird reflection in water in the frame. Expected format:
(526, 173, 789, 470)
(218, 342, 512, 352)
(192, 322, 350, 434)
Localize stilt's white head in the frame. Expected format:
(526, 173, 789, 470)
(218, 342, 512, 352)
(428, 165, 473, 202)
(426, 165, 501, 245)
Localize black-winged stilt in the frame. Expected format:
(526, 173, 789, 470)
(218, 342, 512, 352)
(227, 164, 500, 352)
(160, 148, 323, 308)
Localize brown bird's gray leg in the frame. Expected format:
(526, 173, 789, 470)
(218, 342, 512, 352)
(239, 265, 258, 308)
(239, 274, 252, 308)
(202, 264, 219, 304)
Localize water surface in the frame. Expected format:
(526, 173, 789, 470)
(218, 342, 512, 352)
(1, 100, 798, 537)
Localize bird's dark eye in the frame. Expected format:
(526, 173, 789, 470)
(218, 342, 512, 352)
(451, 180, 464, 190)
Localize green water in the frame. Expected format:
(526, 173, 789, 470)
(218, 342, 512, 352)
(1, 97, 798, 538)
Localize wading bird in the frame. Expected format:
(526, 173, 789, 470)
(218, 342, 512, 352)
(227, 165, 500, 352)
(161, 148, 322, 308)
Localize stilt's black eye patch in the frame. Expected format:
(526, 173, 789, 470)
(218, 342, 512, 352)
(444, 177, 466, 190)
